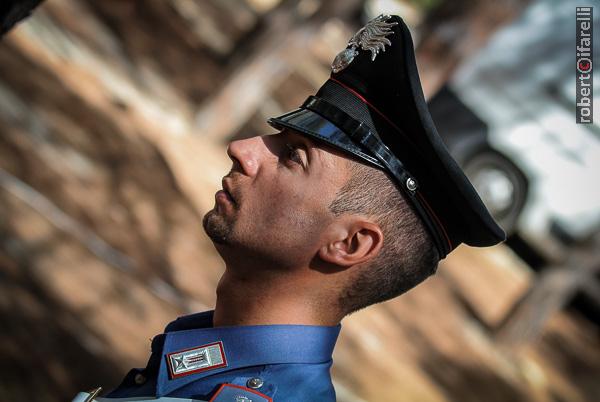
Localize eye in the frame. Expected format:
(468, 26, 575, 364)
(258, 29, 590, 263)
(284, 143, 305, 167)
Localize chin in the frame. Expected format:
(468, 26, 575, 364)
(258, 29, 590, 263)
(202, 209, 234, 245)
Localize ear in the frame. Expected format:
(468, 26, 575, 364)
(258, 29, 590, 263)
(318, 218, 384, 268)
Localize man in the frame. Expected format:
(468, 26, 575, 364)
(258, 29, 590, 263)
(76, 14, 504, 402)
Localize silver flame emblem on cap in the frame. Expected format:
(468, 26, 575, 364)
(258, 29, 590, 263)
(331, 14, 398, 73)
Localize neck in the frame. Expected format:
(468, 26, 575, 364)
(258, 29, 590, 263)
(212, 268, 343, 327)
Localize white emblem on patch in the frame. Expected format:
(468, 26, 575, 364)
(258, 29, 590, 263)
(236, 396, 252, 402)
(167, 341, 227, 378)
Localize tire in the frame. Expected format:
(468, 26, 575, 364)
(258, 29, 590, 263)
(462, 150, 528, 235)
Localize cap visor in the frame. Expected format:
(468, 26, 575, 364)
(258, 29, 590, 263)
(268, 108, 384, 169)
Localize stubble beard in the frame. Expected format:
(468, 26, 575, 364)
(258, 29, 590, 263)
(202, 209, 234, 244)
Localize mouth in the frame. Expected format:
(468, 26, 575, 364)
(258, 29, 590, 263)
(219, 177, 236, 205)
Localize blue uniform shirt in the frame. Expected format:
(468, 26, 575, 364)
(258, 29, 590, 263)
(106, 310, 341, 401)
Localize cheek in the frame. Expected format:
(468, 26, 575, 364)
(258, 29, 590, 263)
(268, 188, 302, 221)
(258, 182, 326, 242)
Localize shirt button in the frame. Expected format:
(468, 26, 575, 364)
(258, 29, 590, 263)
(246, 377, 264, 389)
(134, 373, 146, 385)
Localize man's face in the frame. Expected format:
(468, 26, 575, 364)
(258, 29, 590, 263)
(203, 129, 351, 271)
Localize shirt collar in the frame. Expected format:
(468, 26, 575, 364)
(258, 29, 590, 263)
(155, 310, 341, 396)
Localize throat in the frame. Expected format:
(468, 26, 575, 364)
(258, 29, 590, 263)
(213, 269, 342, 327)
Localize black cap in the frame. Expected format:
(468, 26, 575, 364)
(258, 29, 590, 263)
(268, 15, 505, 259)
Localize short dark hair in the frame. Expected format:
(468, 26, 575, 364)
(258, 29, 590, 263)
(329, 160, 439, 315)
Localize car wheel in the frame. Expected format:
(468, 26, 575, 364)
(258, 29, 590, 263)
(462, 150, 528, 235)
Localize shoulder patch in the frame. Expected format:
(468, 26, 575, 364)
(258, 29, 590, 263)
(209, 383, 272, 402)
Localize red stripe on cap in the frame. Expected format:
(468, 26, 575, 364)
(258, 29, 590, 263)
(329, 77, 423, 159)
(329, 77, 406, 137)
(417, 192, 452, 252)
(329, 76, 452, 253)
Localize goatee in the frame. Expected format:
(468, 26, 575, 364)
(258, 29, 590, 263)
(202, 210, 233, 244)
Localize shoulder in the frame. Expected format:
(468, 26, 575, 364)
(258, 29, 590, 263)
(256, 362, 337, 402)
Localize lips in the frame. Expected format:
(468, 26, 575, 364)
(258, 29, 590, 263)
(221, 178, 236, 205)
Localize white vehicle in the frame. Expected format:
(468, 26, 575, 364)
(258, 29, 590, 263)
(428, 0, 600, 263)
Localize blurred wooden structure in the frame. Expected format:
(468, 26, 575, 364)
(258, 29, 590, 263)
(496, 236, 600, 346)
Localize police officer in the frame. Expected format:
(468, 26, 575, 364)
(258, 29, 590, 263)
(79, 15, 505, 402)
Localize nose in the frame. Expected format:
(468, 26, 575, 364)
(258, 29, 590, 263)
(226, 136, 266, 177)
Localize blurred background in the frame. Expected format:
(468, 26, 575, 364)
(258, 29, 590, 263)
(1, 0, 599, 401)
